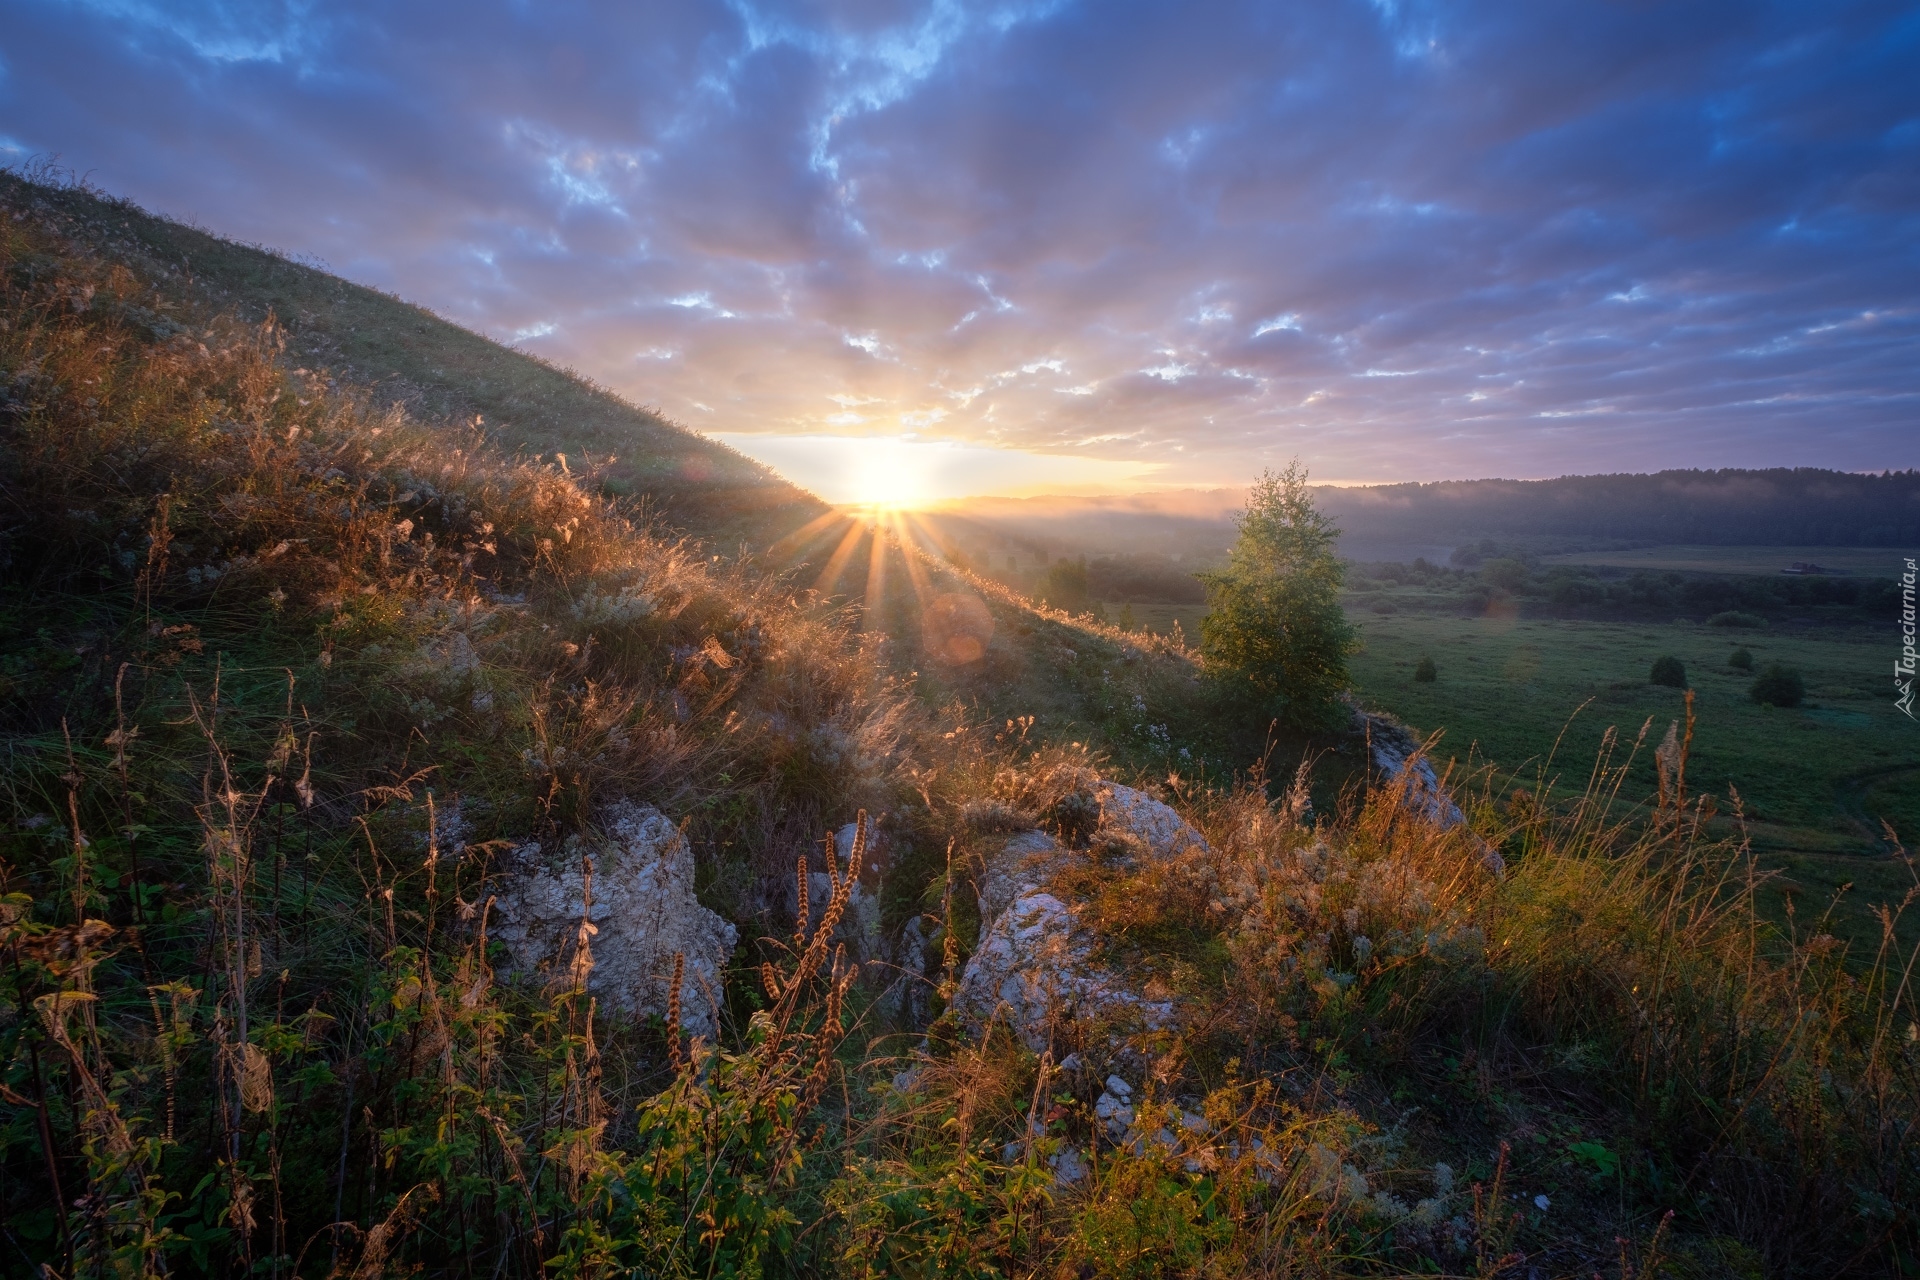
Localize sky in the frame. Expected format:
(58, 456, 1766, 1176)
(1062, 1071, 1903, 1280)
(3, 0, 1916, 500)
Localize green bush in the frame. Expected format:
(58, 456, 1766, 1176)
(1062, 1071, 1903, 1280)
(1707, 610, 1767, 628)
(1727, 647, 1753, 671)
(1649, 655, 1687, 688)
(1413, 655, 1437, 682)
(1749, 663, 1805, 707)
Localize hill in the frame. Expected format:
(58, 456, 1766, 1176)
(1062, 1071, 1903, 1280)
(937, 469, 1920, 567)
(0, 167, 821, 548)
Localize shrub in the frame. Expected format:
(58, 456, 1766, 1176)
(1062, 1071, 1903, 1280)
(1413, 655, 1437, 682)
(1727, 646, 1753, 671)
(1649, 655, 1687, 688)
(1707, 610, 1766, 628)
(1749, 663, 1805, 707)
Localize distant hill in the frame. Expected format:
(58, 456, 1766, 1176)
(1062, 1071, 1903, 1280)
(0, 169, 822, 548)
(938, 469, 1920, 562)
(1316, 469, 1920, 547)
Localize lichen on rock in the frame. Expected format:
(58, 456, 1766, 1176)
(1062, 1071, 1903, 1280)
(489, 800, 736, 1036)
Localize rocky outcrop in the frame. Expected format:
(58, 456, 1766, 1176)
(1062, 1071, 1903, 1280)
(490, 801, 737, 1036)
(1360, 712, 1504, 873)
(953, 780, 1207, 1052)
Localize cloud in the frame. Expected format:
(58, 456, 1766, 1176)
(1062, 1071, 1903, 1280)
(4, 0, 1914, 485)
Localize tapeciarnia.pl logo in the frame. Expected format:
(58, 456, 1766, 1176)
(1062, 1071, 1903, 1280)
(1899, 556, 1917, 720)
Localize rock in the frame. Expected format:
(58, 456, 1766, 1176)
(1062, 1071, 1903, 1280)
(1093, 782, 1211, 860)
(490, 801, 736, 1036)
(955, 779, 1205, 1052)
(951, 888, 1172, 1053)
(975, 829, 1069, 924)
(878, 914, 932, 1025)
(1094, 1089, 1134, 1139)
(1361, 713, 1505, 874)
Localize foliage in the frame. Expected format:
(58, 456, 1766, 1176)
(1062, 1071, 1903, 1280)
(1708, 610, 1769, 628)
(1728, 646, 1754, 670)
(1750, 662, 1806, 707)
(1413, 655, 1437, 683)
(1648, 655, 1687, 688)
(1198, 464, 1358, 732)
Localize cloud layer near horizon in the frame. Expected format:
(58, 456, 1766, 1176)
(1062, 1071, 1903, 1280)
(4, 0, 1915, 486)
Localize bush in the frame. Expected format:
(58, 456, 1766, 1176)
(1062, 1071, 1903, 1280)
(1649, 655, 1687, 688)
(1727, 647, 1753, 671)
(1749, 663, 1805, 707)
(1707, 610, 1766, 628)
(1413, 655, 1437, 682)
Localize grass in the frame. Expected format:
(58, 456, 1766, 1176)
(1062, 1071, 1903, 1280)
(3, 168, 1918, 1278)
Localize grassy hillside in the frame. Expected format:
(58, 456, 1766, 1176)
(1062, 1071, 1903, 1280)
(2, 173, 1916, 1278)
(0, 168, 820, 549)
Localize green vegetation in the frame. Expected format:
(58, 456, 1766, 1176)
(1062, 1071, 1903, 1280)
(1649, 655, 1687, 688)
(4, 172, 1917, 1279)
(1198, 465, 1357, 732)
(1728, 646, 1754, 670)
(1751, 663, 1807, 709)
(1413, 654, 1437, 683)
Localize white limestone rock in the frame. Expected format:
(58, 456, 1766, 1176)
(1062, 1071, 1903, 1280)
(975, 829, 1070, 925)
(951, 888, 1171, 1052)
(490, 801, 736, 1036)
(1362, 713, 1506, 874)
(1093, 782, 1211, 861)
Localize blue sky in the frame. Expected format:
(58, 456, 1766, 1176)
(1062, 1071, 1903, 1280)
(3, 0, 1916, 494)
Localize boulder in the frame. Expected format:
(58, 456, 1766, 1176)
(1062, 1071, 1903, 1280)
(1361, 713, 1504, 873)
(1092, 782, 1211, 860)
(490, 801, 736, 1036)
(951, 889, 1172, 1053)
(954, 778, 1209, 1051)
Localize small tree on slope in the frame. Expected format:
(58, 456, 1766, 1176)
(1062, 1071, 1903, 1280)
(1199, 462, 1358, 731)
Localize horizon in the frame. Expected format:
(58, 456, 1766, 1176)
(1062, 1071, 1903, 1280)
(4, 1, 1916, 500)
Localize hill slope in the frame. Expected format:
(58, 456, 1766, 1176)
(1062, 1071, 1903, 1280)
(0, 168, 821, 548)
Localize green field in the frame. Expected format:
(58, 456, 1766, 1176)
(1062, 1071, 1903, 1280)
(1348, 611, 1920, 946)
(1540, 543, 1912, 577)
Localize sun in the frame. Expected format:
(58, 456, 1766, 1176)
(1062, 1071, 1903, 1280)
(844, 437, 935, 510)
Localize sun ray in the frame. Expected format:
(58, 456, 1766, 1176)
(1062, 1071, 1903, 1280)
(890, 511, 938, 608)
(769, 508, 848, 562)
(860, 515, 889, 629)
(811, 516, 869, 595)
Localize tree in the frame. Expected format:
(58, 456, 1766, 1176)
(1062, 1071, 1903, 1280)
(1413, 655, 1437, 683)
(1727, 647, 1753, 671)
(1649, 655, 1687, 688)
(1199, 462, 1358, 731)
(1042, 557, 1092, 613)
